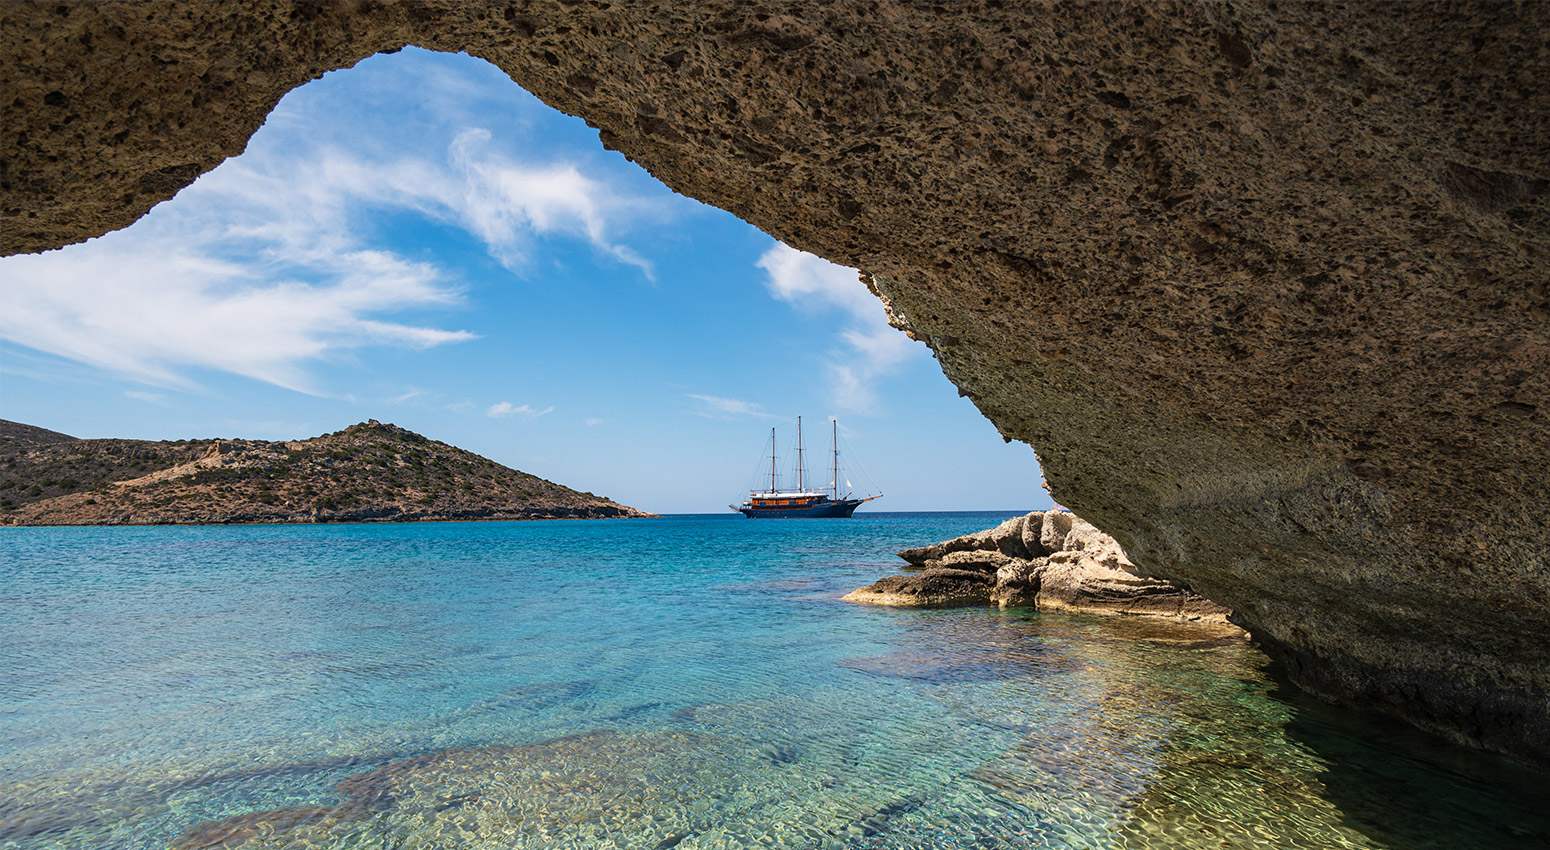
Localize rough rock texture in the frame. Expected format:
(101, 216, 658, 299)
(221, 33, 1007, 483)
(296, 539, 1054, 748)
(0, 420, 76, 450)
(3, 2, 1547, 759)
(842, 567, 995, 609)
(847, 511, 1235, 627)
(0, 419, 646, 525)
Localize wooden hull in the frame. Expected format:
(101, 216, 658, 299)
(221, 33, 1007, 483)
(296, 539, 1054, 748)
(735, 498, 864, 518)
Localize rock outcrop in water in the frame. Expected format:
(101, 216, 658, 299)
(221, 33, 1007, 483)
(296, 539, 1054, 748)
(3, 2, 1546, 759)
(0, 419, 645, 525)
(845, 512, 1233, 627)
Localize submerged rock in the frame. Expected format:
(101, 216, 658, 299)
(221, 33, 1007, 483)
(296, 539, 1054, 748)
(848, 512, 1234, 626)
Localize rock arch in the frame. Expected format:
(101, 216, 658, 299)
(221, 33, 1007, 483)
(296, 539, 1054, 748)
(4, 1, 1547, 760)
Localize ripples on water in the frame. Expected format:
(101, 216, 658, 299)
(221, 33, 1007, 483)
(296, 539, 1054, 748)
(1, 513, 1545, 849)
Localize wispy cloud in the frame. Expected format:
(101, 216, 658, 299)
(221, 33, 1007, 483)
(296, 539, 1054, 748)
(0, 124, 654, 394)
(687, 393, 776, 420)
(756, 243, 920, 413)
(388, 388, 426, 404)
(0, 346, 105, 386)
(584, 417, 605, 427)
(487, 401, 555, 419)
(0, 237, 473, 394)
(449, 130, 655, 279)
(124, 389, 166, 404)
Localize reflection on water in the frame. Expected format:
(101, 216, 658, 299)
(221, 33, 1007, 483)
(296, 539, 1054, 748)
(1, 514, 1545, 849)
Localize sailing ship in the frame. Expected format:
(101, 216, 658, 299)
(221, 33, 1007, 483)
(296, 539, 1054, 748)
(732, 416, 881, 518)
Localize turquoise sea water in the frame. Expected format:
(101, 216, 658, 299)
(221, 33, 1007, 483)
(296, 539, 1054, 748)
(1, 512, 1546, 849)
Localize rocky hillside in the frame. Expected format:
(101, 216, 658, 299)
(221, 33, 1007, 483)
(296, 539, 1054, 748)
(0, 420, 76, 450)
(846, 511, 1233, 627)
(0, 419, 647, 525)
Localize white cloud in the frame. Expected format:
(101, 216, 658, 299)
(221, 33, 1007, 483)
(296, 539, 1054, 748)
(0, 125, 653, 394)
(487, 401, 554, 418)
(449, 130, 655, 279)
(755, 243, 920, 412)
(210, 128, 656, 279)
(0, 235, 474, 393)
(583, 417, 605, 427)
(388, 388, 425, 404)
(687, 393, 776, 420)
(124, 389, 166, 404)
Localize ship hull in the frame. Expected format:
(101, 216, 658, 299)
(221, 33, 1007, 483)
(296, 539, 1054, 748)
(736, 498, 864, 518)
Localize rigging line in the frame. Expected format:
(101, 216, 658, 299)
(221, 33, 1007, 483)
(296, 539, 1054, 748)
(794, 415, 805, 493)
(831, 416, 839, 500)
(747, 427, 779, 495)
(837, 429, 881, 497)
(745, 438, 771, 494)
(768, 427, 780, 493)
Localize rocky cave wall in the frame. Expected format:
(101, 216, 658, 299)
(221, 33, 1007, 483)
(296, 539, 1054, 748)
(3, 1, 1547, 760)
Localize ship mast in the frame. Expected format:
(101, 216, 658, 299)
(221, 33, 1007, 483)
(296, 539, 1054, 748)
(832, 418, 839, 499)
(768, 427, 778, 494)
(795, 416, 805, 493)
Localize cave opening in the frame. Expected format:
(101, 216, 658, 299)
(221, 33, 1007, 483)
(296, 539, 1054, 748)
(0, 46, 1046, 515)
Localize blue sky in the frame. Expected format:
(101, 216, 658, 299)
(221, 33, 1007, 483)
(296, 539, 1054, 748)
(1, 49, 1047, 514)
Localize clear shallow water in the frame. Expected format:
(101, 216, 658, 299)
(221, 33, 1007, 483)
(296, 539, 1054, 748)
(1, 512, 1545, 849)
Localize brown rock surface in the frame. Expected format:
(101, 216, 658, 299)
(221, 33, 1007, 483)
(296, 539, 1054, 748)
(0, 419, 646, 525)
(841, 567, 994, 609)
(898, 530, 992, 567)
(1036, 518, 1230, 622)
(3, 2, 1547, 758)
(847, 511, 1235, 628)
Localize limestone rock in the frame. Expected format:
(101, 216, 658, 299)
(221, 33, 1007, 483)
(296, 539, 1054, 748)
(841, 567, 992, 608)
(851, 511, 1234, 626)
(1038, 555, 1212, 620)
(1019, 513, 1048, 558)
(1040, 511, 1075, 554)
(938, 549, 1016, 574)
(1051, 521, 1128, 568)
(993, 557, 1043, 609)
(994, 558, 1041, 588)
(987, 515, 1030, 558)
(898, 530, 991, 567)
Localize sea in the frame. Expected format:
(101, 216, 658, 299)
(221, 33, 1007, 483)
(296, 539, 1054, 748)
(2, 512, 1545, 849)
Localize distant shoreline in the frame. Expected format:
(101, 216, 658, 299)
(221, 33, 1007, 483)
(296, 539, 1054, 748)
(1, 509, 1039, 529)
(0, 419, 647, 527)
(1, 513, 656, 530)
